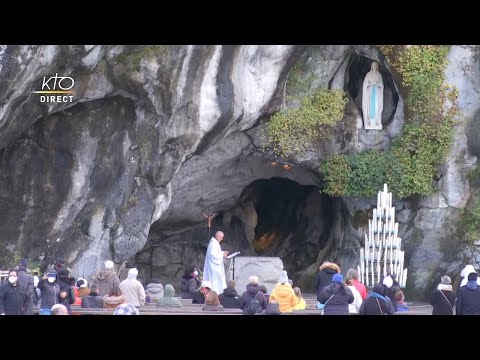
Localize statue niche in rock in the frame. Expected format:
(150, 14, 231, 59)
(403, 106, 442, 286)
(362, 61, 384, 130)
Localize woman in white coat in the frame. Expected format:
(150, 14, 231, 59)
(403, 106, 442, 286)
(346, 278, 363, 313)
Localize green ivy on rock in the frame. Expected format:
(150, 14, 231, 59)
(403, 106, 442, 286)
(459, 193, 480, 245)
(263, 58, 348, 158)
(266, 88, 347, 158)
(115, 45, 168, 72)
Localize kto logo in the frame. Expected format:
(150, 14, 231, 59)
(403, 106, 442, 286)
(32, 73, 75, 103)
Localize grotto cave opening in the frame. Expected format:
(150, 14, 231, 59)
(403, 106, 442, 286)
(138, 176, 336, 290)
(234, 177, 334, 275)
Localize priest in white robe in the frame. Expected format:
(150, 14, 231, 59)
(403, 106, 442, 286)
(203, 231, 228, 294)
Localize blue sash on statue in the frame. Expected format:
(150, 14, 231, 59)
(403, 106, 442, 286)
(369, 85, 377, 120)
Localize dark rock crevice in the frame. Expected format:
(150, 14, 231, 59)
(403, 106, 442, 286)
(140, 177, 336, 291)
(468, 107, 480, 158)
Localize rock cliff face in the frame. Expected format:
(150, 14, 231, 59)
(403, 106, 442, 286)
(0, 45, 478, 299)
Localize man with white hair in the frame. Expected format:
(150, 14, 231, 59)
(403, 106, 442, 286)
(51, 304, 68, 315)
(90, 260, 120, 297)
(203, 231, 228, 294)
(119, 268, 146, 307)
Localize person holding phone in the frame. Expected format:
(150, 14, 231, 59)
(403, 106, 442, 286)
(37, 270, 61, 315)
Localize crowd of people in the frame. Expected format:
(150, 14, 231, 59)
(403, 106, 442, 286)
(0, 258, 174, 315)
(1, 250, 480, 315)
(311, 261, 480, 315)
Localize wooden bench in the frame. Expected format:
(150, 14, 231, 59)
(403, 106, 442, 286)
(144, 302, 203, 308)
(34, 306, 243, 315)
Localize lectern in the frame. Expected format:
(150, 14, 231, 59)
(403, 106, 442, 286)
(226, 251, 241, 279)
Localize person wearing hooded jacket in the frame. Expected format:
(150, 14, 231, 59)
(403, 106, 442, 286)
(145, 278, 164, 302)
(103, 286, 126, 309)
(318, 273, 354, 315)
(119, 268, 146, 307)
(358, 283, 394, 315)
(456, 272, 480, 315)
(269, 271, 297, 313)
(239, 276, 267, 314)
(37, 270, 61, 315)
(314, 261, 340, 299)
(91, 260, 120, 297)
(156, 284, 183, 307)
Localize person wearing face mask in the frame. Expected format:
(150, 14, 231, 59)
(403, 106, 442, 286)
(0, 270, 29, 315)
(37, 270, 61, 315)
(180, 265, 201, 299)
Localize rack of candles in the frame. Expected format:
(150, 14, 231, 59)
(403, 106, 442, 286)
(357, 184, 408, 288)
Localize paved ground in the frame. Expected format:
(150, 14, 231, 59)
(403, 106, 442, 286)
(397, 301, 433, 315)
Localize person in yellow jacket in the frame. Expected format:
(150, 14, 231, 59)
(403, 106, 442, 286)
(292, 287, 307, 310)
(269, 270, 298, 313)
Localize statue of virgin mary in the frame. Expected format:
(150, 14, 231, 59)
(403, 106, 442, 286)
(362, 61, 384, 130)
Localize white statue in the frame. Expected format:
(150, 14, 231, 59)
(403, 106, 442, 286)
(362, 61, 384, 130)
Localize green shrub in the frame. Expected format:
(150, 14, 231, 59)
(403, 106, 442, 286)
(266, 88, 347, 158)
(467, 165, 480, 188)
(95, 59, 108, 74)
(460, 196, 480, 243)
(346, 150, 390, 197)
(395, 46, 449, 119)
(115, 45, 168, 72)
(321, 155, 351, 196)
